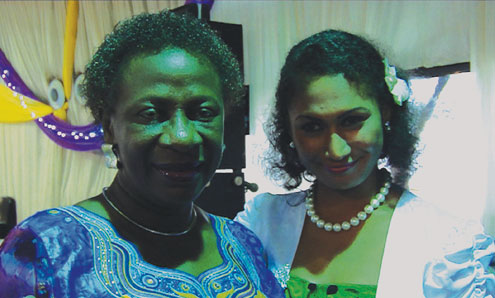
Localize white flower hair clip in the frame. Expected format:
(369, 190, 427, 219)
(383, 58, 411, 106)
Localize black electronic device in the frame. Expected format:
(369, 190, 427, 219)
(0, 197, 16, 238)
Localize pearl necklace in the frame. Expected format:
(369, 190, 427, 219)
(101, 187, 197, 236)
(305, 180, 391, 232)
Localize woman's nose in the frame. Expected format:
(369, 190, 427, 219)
(326, 133, 351, 160)
(159, 110, 201, 148)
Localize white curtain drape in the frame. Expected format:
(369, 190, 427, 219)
(0, 1, 492, 234)
(471, 2, 495, 235)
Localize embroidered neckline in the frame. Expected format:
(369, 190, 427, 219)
(59, 206, 261, 297)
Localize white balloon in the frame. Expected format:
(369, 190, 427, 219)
(74, 74, 87, 105)
(47, 79, 65, 110)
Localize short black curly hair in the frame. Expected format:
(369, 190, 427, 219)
(266, 29, 418, 189)
(83, 10, 243, 123)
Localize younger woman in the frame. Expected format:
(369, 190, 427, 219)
(236, 29, 494, 297)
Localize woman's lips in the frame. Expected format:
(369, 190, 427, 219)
(326, 160, 357, 174)
(153, 162, 203, 181)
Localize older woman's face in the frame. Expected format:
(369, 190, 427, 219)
(107, 48, 224, 206)
(288, 74, 384, 190)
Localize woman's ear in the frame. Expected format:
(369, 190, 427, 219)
(381, 105, 392, 125)
(102, 116, 114, 144)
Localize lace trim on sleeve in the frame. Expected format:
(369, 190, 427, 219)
(423, 232, 495, 298)
(272, 263, 291, 288)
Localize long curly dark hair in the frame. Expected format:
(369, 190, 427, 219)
(266, 29, 418, 189)
(83, 10, 244, 123)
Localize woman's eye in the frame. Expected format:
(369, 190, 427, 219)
(138, 108, 158, 121)
(191, 108, 215, 121)
(341, 115, 368, 127)
(301, 122, 323, 132)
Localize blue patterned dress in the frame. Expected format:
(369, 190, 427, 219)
(0, 206, 284, 298)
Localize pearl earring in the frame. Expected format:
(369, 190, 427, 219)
(384, 121, 391, 131)
(289, 141, 295, 148)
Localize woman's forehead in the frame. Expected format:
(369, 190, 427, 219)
(111, 48, 223, 110)
(120, 48, 216, 77)
(289, 74, 378, 113)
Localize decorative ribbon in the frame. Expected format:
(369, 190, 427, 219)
(0, 83, 53, 122)
(63, 0, 79, 100)
(0, 0, 103, 151)
(0, 49, 103, 151)
(383, 58, 411, 106)
(185, 0, 214, 8)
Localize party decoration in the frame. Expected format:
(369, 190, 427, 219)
(185, 0, 214, 18)
(0, 49, 103, 151)
(35, 115, 104, 151)
(62, 0, 79, 100)
(0, 82, 53, 122)
(53, 101, 69, 121)
(383, 58, 411, 106)
(73, 73, 86, 105)
(47, 79, 66, 110)
(185, 0, 214, 7)
(0, 0, 104, 152)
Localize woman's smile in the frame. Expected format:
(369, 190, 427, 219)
(153, 162, 203, 182)
(325, 158, 358, 174)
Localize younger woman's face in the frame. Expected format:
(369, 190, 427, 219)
(288, 74, 385, 190)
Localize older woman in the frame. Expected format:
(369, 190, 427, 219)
(236, 29, 495, 297)
(0, 11, 283, 297)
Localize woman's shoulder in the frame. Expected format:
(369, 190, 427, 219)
(396, 190, 485, 236)
(209, 213, 260, 240)
(10, 207, 80, 235)
(6, 206, 90, 244)
(1, 206, 95, 256)
(0, 206, 97, 295)
(394, 190, 488, 250)
(243, 190, 307, 212)
(235, 191, 306, 230)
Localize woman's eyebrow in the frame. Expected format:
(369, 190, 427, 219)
(295, 107, 370, 121)
(337, 107, 371, 119)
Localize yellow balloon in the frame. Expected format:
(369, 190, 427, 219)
(62, 0, 79, 100)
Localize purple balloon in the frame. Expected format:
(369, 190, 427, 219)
(185, 0, 214, 9)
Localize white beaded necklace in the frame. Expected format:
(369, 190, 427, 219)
(305, 180, 391, 232)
